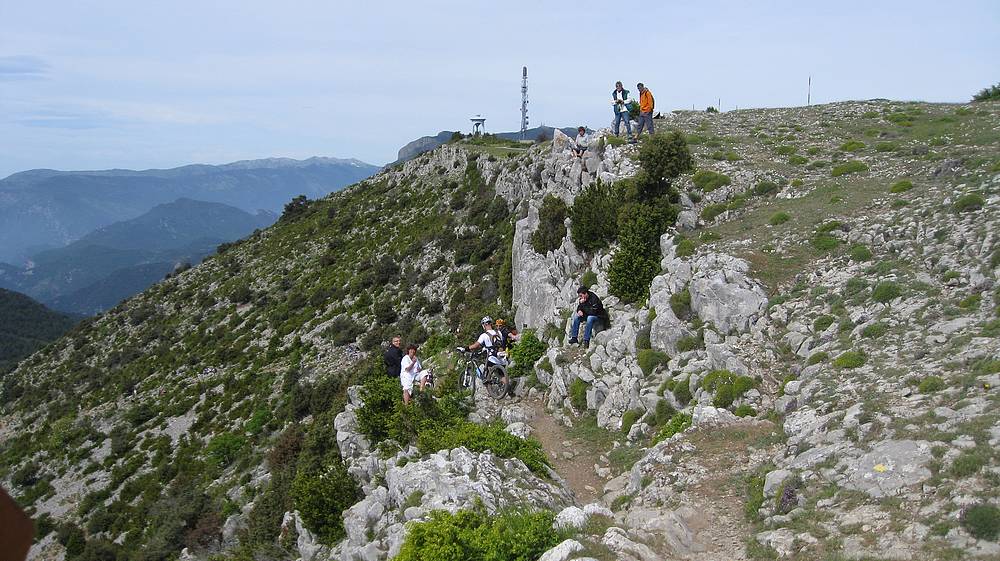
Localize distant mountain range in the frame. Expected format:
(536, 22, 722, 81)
(0, 198, 276, 315)
(0, 156, 379, 264)
(395, 126, 578, 164)
(0, 288, 77, 374)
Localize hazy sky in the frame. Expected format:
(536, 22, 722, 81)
(1, 0, 997, 177)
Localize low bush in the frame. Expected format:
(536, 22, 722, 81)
(652, 412, 692, 443)
(833, 351, 866, 369)
(775, 145, 797, 155)
(753, 181, 780, 196)
(839, 140, 865, 152)
(862, 322, 888, 339)
(734, 404, 757, 417)
(621, 409, 644, 434)
(670, 288, 692, 319)
(875, 142, 898, 152)
(672, 377, 692, 405)
(972, 83, 1000, 102)
(651, 399, 676, 426)
(849, 244, 872, 262)
(417, 422, 549, 475)
(509, 330, 547, 380)
(638, 349, 669, 376)
(676, 333, 703, 353)
(954, 193, 986, 213)
(675, 237, 696, 258)
(889, 180, 913, 193)
(962, 504, 1000, 541)
(812, 315, 835, 333)
(872, 281, 902, 304)
(951, 449, 989, 478)
(580, 270, 598, 288)
(807, 351, 828, 365)
(701, 203, 728, 222)
(205, 433, 246, 468)
(530, 195, 568, 254)
(768, 212, 791, 226)
(958, 294, 981, 310)
(570, 180, 626, 252)
(396, 507, 561, 561)
(692, 170, 731, 192)
(831, 160, 868, 177)
(918, 375, 945, 393)
(569, 378, 589, 410)
(701, 370, 756, 409)
(811, 233, 840, 251)
(788, 155, 808, 165)
(291, 463, 361, 544)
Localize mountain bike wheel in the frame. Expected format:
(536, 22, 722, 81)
(485, 364, 508, 399)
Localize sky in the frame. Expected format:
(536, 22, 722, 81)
(1, 0, 998, 177)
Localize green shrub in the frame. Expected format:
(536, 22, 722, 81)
(788, 155, 808, 165)
(889, 180, 913, 193)
(875, 142, 898, 152)
(419, 421, 549, 475)
(206, 433, 246, 468)
(651, 399, 676, 426)
(872, 281, 902, 304)
(670, 288, 692, 319)
(692, 170, 731, 192)
(954, 193, 986, 213)
(569, 378, 589, 410)
(839, 140, 865, 152)
(570, 180, 626, 252)
(811, 233, 839, 251)
(734, 404, 757, 417)
(653, 412, 692, 443)
(636, 131, 694, 199)
(833, 351, 866, 369)
(812, 315, 835, 333)
(702, 370, 755, 409)
(621, 409, 644, 434)
(831, 160, 868, 177)
(951, 449, 989, 478)
(918, 376, 946, 393)
(396, 507, 561, 561)
(676, 334, 703, 353)
(675, 237, 696, 258)
(775, 145, 797, 155)
(959, 294, 981, 310)
(672, 377, 692, 405)
(972, 83, 1000, 102)
(638, 349, 669, 376)
(580, 270, 598, 288)
(849, 244, 872, 262)
(291, 463, 361, 544)
(609, 203, 670, 303)
(509, 330, 547, 379)
(962, 504, 1000, 541)
(635, 326, 651, 350)
(701, 203, 728, 222)
(862, 322, 888, 339)
(807, 351, 828, 365)
(753, 181, 780, 196)
(769, 212, 791, 226)
(530, 195, 568, 254)
(745, 471, 766, 520)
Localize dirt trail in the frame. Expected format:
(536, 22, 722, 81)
(526, 399, 605, 505)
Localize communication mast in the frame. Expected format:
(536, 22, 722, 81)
(520, 66, 529, 140)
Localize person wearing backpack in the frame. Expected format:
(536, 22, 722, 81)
(568, 285, 608, 348)
(461, 316, 510, 394)
(636, 83, 655, 137)
(612, 81, 635, 143)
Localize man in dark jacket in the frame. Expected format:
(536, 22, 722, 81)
(383, 336, 403, 379)
(568, 286, 608, 348)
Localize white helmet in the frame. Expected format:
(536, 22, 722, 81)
(480, 316, 493, 325)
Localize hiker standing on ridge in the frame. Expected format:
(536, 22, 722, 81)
(636, 83, 655, 137)
(383, 335, 403, 379)
(568, 285, 609, 349)
(612, 81, 635, 142)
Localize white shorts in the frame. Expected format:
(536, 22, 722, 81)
(400, 370, 430, 392)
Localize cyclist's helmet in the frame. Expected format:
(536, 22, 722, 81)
(495, 318, 506, 328)
(480, 316, 493, 325)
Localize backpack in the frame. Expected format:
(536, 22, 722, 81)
(492, 327, 509, 351)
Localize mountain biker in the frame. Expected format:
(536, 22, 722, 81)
(460, 316, 510, 393)
(400, 344, 430, 404)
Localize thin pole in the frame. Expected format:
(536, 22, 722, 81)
(807, 76, 811, 106)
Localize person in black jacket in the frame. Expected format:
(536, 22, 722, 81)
(383, 336, 403, 379)
(568, 286, 608, 348)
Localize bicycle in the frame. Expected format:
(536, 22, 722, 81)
(454, 347, 509, 400)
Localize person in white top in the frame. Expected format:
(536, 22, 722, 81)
(462, 316, 510, 392)
(572, 126, 588, 158)
(400, 343, 431, 404)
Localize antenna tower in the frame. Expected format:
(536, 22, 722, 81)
(520, 66, 529, 140)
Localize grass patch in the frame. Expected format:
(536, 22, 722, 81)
(831, 160, 868, 177)
(692, 170, 731, 192)
(768, 212, 790, 226)
(807, 351, 828, 365)
(638, 349, 669, 376)
(861, 322, 888, 339)
(872, 281, 902, 304)
(954, 193, 985, 213)
(849, 244, 872, 262)
(833, 351, 866, 369)
(918, 376, 946, 393)
(889, 180, 913, 193)
(839, 140, 866, 152)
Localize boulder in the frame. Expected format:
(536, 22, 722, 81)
(840, 440, 933, 498)
(538, 539, 586, 561)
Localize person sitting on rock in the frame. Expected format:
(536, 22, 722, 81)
(572, 126, 589, 158)
(568, 285, 608, 348)
(400, 344, 431, 404)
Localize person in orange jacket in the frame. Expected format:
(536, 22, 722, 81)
(636, 83, 655, 137)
